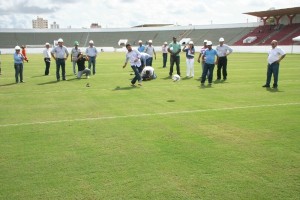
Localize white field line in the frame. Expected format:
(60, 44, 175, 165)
(0, 102, 299, 127)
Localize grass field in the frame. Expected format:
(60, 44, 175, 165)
(0, 52, 299, 199)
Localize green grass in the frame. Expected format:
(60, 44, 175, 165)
(0, 52, 299, 199)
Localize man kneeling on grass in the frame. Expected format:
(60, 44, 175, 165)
(141, 66, 157, 81)
(77, 52, 91, 79)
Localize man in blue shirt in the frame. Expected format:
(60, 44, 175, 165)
(201, 41, 218, 86)
(137, 40, 145, 52)
(13, 46, 25, 83)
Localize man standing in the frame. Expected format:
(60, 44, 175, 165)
(43, 42, 51, 76)
(201, 41, 218, 86)
(197, 39, 208, 77)
(122, 44, 142, 87)
(13, 46, 25, 83)
(262, 40, 286, 89)
(144, 40, 156, 66)
(51, 38, 69, 81)
(216, 37, 232, 81)
(168, 36, 181, 77)
(137, 40, 145, 52)
(162, 42, 168, 68)
(71, 41, 81, 75)
(86, 40, 98, 75)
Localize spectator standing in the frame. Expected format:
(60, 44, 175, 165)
(43, 42, 51, 75)
(216, 37, 233, 80)
(86, 40, 98, 75)
(71, 41, 81, 75)
(137, 40, 145, 52)
(21, 45, 29, 62)
(13, 46, 25, 83)
(162, 42, 168, 68)
(51, 38, 69, 81)
(197, 39, 208, 77)
(182, 41, 195, 78)
(262, 40, 286, 89)
(76, 52, 91, 79)
(201, 41, 218, 86)
(122, 44, 142, 87)
(144, 40, 156, 66)
(168, 36, 181, 77)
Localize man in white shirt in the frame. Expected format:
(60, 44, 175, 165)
(141, 66, 157, 81)
(144, 40, 156, 66)
(162, 42, 168, 68)
(86, 40, 98, 75)
(51, 38, 69, 81)
(216, 37, 233, 80)
(71, 41, 81, 75)
(122, 44, 142, 86)
(43, 42, 51, 75)
(262, 40, 286, 89)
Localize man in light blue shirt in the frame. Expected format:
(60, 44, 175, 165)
(168, 36, 181, 76)
(201, 41, 218, 86)
(137, 40, 145, 52)
(13, 46, 25, 83)
(86, 40, 98, 75)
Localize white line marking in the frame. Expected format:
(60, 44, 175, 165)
(0, 103, 299, 127)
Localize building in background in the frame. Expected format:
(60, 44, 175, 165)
(51, 22, 59, 29)
(90, 23, 101, 28)
(32, 17, 48, 29)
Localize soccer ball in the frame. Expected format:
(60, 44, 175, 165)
(172, 74, 181, 82)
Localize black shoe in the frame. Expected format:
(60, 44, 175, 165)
(272, 85, 278, 89)
(262, 85, 270, 88)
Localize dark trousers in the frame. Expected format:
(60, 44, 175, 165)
(14, 63, 23, 83)
(162, 53, 167, 67)
(169, 55, 180, 76)
(44, 58, 51, 75)
(56, 58, 66, 80)
(266, 62, 279, 87)
(88, 56, 96, 74)
(217, 56, 227, 80)
(131, 65, 142, 84)
(201, 63, 215, 83)
(146, 57, 153, 66)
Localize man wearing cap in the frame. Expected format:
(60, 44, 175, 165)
(43, 42, 51, 75)
(86, 40, 98, 75)
(71, 41, 81, 75)
(216, 37, 233, 81)
(197, 40, 209, 77)
(51, 38, 69, 81)
(201, 41, 218, 86)
(13, 46, 25, 83)
(162, 42, 168, 68)
(122, 44, 142, 86)
(137, 40, 145, 52)
(168, 36, 181, 77)
(182, 41, 195, 78)
(144, 40, 156, 66)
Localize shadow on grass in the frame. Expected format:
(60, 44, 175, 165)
(199, 84, 213, 89)
(266, 88, 284, 93)
(31, 75, 45, 78)
(161, 76, 171, 80)
(113, 86, 140, 91)
(0, 82, 17, 87)
(37, 80, 59, 85)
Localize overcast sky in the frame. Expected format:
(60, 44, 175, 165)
(0, 0, 299, 29)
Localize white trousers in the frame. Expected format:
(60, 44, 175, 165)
(77, 68, 91, 79)
(186, 58, 194, 77)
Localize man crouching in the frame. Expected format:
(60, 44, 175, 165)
(77, 52, 91, 79)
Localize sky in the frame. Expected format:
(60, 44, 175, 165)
(0, 0, 299, 29)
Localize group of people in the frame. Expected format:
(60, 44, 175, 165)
(11, 36, 286, 89)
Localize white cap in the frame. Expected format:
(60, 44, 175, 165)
(204, 39, 208, 43)
(207, 41, 212, 45)
(138, 40, 142, 43)
(189, 41, 194, 45)
(219, 37, 224, 42)
(148, 40, 152, 43)
(15, 46, 21, 50)
(58, 38, 63, 43)
(45, 42, 50, 46)
(89, 40, 94, 44)
(164, 42, 168, 44)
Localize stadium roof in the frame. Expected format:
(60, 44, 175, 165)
(132, 24, 174, 28)
(244, 7, 300, 18)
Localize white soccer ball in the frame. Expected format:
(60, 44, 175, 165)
(172, 74, 181, 82)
